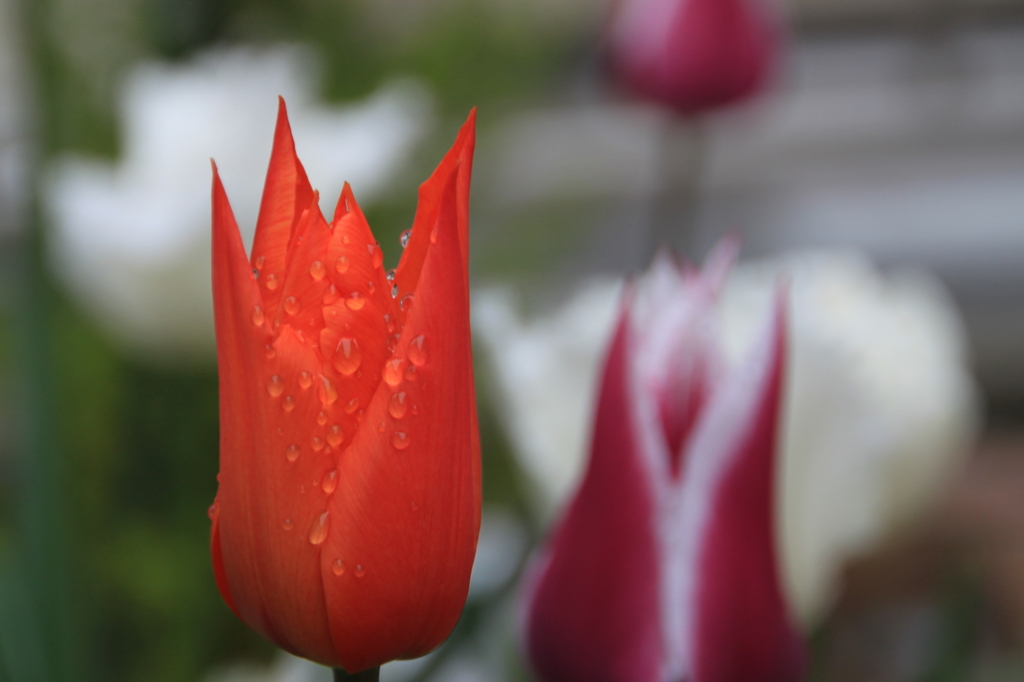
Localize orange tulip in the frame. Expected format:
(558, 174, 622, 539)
(207, 100, 481, 674)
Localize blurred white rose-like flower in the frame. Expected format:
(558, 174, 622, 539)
(45, 45, 433, 360)
(473, 249, 979, 627)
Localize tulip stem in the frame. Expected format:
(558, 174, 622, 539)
(333, 667, 380, 681)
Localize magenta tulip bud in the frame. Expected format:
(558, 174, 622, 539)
(608, 0, 778, 115)
(523, 243, 806, 682)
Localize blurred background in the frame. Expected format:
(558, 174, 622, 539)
(0, 0, 1023, 680)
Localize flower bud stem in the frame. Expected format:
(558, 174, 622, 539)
(333, 667, 380, 681)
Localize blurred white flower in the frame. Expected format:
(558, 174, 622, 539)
(45, 45, 433, 361)
(473, 249, 979, 627)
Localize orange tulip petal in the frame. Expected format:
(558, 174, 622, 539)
(251, 98, 315, 315)
(392, 109, 476, 324)
(319, 165, 481, 673)
(212, 164, 338, 665)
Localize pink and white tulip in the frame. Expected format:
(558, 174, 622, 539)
(523, 245, 805, 682)
(608, 0, 778, 115)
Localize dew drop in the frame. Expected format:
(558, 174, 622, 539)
(283, 396, 295, 412)
(283, 518, 294, 531)
(392, 431, 411, 450)
(384, 313, 396, 333)
(284, 296, 299, 315)
(286, 444, 300, 462)
(255, 256, 265, 270)
(266, 273, 279, 290)
(405, 365, 417, 382)
(399, 293, 415, 311)
(207, 502, 217, 520)
(311, 436, 325, 452)
(316, 410, 328, 426)
(369, 242, 383, 268)
(408, 335, 427, 366)
(343, 234, 351, 245)
(319, 376, 338, 405)
(400, 229, 412, 248)
(410, 501, 419, 512)
(308, 511, 330, 545)
(383, 358, 404, 386)
(386, 269, 396, 282)
(367, 281, 375, 294)
(333, 337, 362, 375)
(345, 292, 366, 311)
(332, 559, 346, 576)
(354, 565, 366, 578)
(299, 371, 313, 389)
(252, 306, 265, 326)
(327, 424, 344, 448)
(300, 484, 307, 494)
(267, 375, 284, 397)
(430, 227, 438, 244)
(265, 344, 276, 359)
(378, 422, 386, 433)
(388, 392, 408, 419)
(323, 283, 339, 304)
(344, 398, 359, 415)
(411, 404, 419, 416)
(322, 469, 338, 494)
(309, 260, 326, 280)
(391, 284, 399, 299)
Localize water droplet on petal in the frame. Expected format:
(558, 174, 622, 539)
(332, 337, 362, 376)
(378, 422, 386, 433)
(388, 392, 408, 419)
(430, 227, 438, 244)
(284, 296, 299, 315)
(323, 284, 339, 304)
(300, 484, 307, 494)
(322, 469, 338, 494)
(310, 260, 326, 280)
(255, 256, 265, 270)
(308, 511, 329, 545)
(332, 559, 345, 576)
(207, 502, 217, 520)
(410, 501, 418, 512)
(399, 293, 414, 311)
(391, 284, 399, 298)
(311, 436, 324, 452)
(283, 518, 294, 531)
(384, 313, 396, 333)
(405, 365, 417, 381)
(392, 431, 411, 450)
(299, 371, 313, 389)
(369, 243, 383, 268)
(367, 281, 375, 294)
(345, 292, 366, 311)
(400, 229, 412, 248)
(383, 358, 404, 387)
(265, 344, 276, 359)
(344, 399, 359, 415)
(266, 273, 279, 290)
(283, 396, 295, 412)
(286, 444, 300, 462)
(411, 404, 419, 416)
(408, 335, 427, 366)
(386, 269, 396, 281)
(354, 564, 365, 578)
(316, 410, 328, 426)
(327, 424, 343, 448)
(267, 375, 284, 397)
(252, 306, 265, 326)
(319, 376, 338, 405)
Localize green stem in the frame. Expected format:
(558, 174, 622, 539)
(333, 667, 380, 682)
